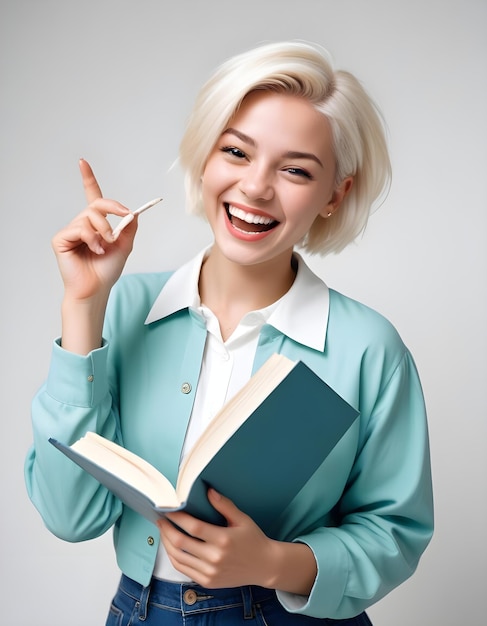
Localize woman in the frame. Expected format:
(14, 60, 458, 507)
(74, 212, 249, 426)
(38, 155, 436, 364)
(25, 41, 433, 624)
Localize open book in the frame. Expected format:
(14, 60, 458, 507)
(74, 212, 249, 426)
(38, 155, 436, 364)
(50, 353, 358, 534)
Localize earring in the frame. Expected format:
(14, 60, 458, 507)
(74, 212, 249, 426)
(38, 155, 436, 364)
(326, 211, 333, 218)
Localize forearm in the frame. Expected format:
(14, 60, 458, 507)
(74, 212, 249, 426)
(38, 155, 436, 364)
(25, 339, 121, 540)
(263, 539, 317, 595)
(61, 292, 110, 355)
(273, 353, 434, 619)
(25, 388, 121, 540)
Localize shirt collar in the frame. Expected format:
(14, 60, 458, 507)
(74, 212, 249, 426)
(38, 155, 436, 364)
(145, 248, 329, 352)
(144, 248, 206, 324)
(266, 254, 329, 351)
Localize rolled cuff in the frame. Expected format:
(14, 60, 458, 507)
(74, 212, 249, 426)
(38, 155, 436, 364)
(46, 338, 109, 408)
(276, 532, 348, 618)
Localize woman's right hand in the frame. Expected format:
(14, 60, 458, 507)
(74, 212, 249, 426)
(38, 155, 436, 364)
(52, 159, 137, 302)
(53, 160, 138, 354)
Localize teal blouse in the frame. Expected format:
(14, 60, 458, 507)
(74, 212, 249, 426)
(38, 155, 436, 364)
(25, 259, 433, 619)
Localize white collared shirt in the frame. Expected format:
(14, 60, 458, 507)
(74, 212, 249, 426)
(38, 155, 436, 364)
(148, 247, 329, 580)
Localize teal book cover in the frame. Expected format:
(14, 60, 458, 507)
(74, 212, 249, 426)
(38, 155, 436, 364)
(50, 356, 359, 535)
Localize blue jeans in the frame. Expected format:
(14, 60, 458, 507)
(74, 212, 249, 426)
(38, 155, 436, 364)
(105, 574, 373, 625)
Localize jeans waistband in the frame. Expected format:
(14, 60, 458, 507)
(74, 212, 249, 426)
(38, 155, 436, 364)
(119, 574, 275, 616)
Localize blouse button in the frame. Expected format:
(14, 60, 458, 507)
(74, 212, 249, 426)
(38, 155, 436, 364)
(87, 375, 94, 382)
(181, 382, 192, 394)
(147, 536, 155, 546)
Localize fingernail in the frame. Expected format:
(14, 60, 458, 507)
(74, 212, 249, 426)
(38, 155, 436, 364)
(209, 488, 221, 500)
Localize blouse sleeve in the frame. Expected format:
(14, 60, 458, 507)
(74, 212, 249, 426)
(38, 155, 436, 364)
(277, 350, 434, 619)
(24, 339, 123, 541)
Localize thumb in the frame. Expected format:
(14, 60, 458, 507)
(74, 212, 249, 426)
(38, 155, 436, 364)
(207, 488, 245, 526)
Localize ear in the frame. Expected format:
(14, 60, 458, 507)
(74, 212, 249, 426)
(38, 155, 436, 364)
(319, 176, 353, 218)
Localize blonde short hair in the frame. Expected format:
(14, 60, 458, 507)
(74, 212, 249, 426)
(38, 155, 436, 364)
(179, 41, 391, 255)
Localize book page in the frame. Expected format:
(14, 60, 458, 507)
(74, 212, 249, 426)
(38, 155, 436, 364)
(72, 433, 180, 508)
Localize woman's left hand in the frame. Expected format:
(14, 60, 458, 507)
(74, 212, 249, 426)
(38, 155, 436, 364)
(157, 488, 277, 589)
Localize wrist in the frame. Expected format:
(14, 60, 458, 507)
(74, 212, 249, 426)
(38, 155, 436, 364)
(261, 539, 317, 595)
(60, 293, 109, 355)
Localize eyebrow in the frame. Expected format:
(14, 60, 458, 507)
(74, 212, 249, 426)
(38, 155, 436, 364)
(223, 127, 324, 168)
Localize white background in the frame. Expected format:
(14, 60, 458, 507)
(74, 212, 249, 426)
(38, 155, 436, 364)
(1, 1, 486, 624)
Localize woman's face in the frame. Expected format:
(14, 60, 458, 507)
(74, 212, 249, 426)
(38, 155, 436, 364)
(201, 90, 350, 268)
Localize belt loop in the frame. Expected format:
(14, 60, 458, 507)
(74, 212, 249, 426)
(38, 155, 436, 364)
(136, 580, 151, 621)
(241, 586, 254, 619)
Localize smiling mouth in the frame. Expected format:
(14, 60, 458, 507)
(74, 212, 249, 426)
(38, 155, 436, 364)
(225, 203, 279, 234)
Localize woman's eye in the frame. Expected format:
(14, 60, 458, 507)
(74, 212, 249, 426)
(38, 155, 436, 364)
(221, 146, 246, 159)
(285, 167, 313, 180)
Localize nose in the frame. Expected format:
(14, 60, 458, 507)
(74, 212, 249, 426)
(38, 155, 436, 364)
(239, 162, 274, 202)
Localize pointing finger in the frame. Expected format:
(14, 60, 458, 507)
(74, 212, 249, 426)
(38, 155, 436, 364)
(79, 158, 103, 203)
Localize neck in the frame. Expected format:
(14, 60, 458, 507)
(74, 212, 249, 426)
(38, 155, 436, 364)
(198, 246, 296, 340)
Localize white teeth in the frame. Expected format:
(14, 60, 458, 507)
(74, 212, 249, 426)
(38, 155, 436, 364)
(228, 205, 274, 225)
